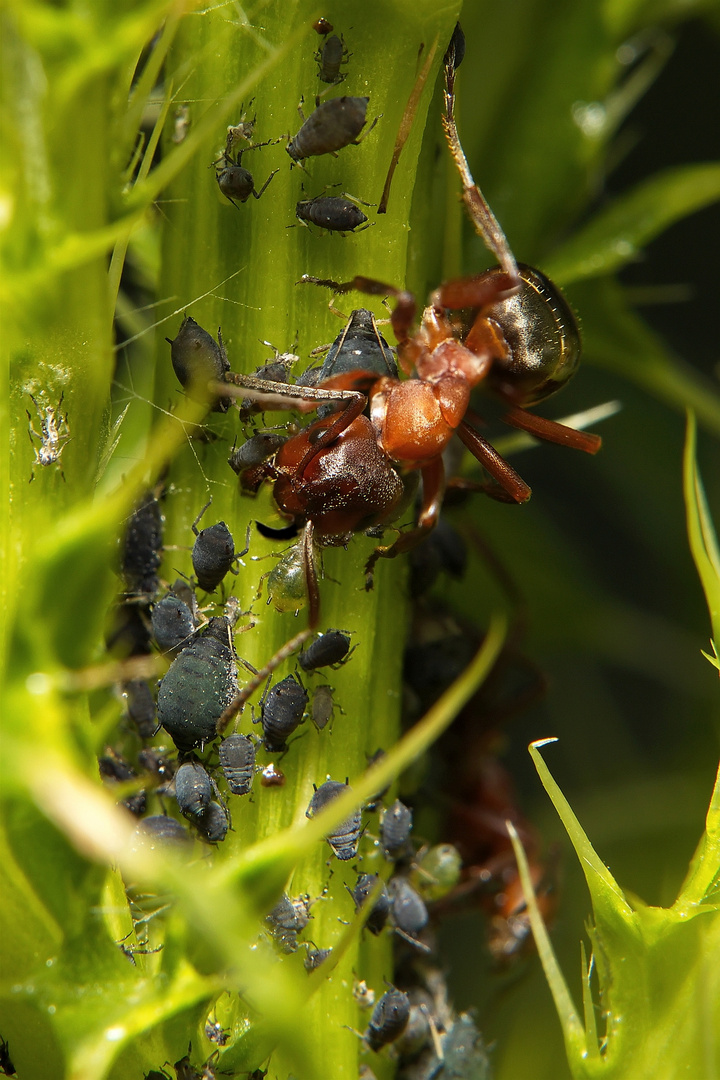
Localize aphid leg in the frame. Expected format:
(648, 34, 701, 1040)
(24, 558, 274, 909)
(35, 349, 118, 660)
(365, 457, 446, 584)
(442, 42, 519, 282)
(191, 499, 213, 535)
(501, 405, 603, 454)
(252, 168, 279, 199)
(215, 626, 313, 735)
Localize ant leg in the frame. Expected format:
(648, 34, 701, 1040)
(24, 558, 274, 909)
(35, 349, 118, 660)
(442, 46, 519, 282)
(365, 457, 445, 583)
(299, 274, 416, 345)
(431, 271, 519, 315)
(501, 406, 602, 454)
(301, 520, 320, 630)
(456, 421, 532, 503)
(296, 392, 367, 476)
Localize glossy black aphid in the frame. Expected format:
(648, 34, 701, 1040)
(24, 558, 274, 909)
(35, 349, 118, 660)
(298, 629, 351, 671)
(364, 988, 411, 1052)
(191, 502, 238, 592)
(316, 33, 348, 83)
(158, 617, 239, 751)
(218, 733, 256, 795)
(296, 195, 368, 233)
(98, 750, 146, 816)
(257, 674, 308, 752)
(349, 873, 391, 935)
(136, 815, 190, 847)
(124, 679, 157, 740)
(306, 779, 362, 860)
(174, 761, 213, 819)
(317, 308, 398, 383)
(287, 96, 371, 162)
(265, 893, 310, 953)
(195, 800, 229, 844)
(121, 491, 163, 598)
(151, 593, 196, 653)
(166, 316, 231, 412)
(389, 877, 429, 951)
(380, 799, 413, 859)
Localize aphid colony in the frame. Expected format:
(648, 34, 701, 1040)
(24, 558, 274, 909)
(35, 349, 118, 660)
(211, 20, 374, 235)
(98, 21, 584, 1080)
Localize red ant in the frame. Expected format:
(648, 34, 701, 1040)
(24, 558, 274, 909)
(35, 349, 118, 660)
(217, 43, 601, 592)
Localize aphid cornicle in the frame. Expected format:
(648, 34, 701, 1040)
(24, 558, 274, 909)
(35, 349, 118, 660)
(380, 798, 413, 859)
(298, 629, 352, 671)
(364, 987, 411, 1052)
(158, 617, 239, 751)
(286, 96, 372, 162)
(306, 779, 362, 860)
(218, 733, 256, 795)
(257, 674, 308, 752)
(166, 315, 231, 412)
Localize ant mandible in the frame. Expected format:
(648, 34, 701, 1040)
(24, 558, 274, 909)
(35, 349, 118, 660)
(220, 36, 601, 585)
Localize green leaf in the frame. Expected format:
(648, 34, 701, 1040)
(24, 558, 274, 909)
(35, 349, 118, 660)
(546, 164, 720, 285)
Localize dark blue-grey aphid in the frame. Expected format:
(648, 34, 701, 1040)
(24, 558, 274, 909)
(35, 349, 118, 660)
(265, 893, 310, 953)
(166, 315, 231, 412)
(192, 520, 236, 592)
(195, 800, 229, 844)
(306, 779, 362, 861)
(380, 798, 413, 859)
(257, 674, 308, 752)
(136, 815, 190, 847)
(151, 593, 196, 653)
(287, 96, 369, 162)
(158, 617, 238, 751)
(389, 876, 430, 952)
(304, 945, 332, 971)
(298, 629, 351, 671)
(364, 987, 411, 1052)
(124, 679, 157, 740)
(174, 761, 213, 819)
(349, 873, 391, 935)
(121, 491, 163, 599)
(218, 733, 256, 795)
